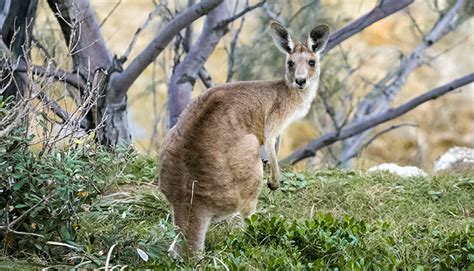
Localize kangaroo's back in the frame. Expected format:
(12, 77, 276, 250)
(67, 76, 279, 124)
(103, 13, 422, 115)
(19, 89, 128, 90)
(158, 22, 330, 256)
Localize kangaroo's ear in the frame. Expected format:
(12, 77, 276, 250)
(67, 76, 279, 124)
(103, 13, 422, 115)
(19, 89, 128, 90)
(270, 22, 294, 54)
(307, 24, 330, 53)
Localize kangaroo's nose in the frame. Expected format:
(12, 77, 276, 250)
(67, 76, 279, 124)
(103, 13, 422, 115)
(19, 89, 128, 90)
(295, 78, 306, 87)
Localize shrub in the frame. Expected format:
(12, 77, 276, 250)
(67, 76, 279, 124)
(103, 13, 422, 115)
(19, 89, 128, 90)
(0, 103, 138, 262)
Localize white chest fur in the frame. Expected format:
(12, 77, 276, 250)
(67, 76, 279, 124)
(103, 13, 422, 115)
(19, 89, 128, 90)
(279, 83, 318, 135)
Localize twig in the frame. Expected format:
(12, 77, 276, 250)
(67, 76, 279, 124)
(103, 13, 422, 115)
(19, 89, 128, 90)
(105, 244, 117, 271)
(99, 0, 122, 27)
(0, 192, 55, 231)
(339, 123, 419, 163)
(36, 91, 70, 123)
(319, 91, 339, 131)
(215, 1, 266, 29)
(31, 36, 52, 59)
(406, 8, 425, 39)
(226, 16, 245, 82)
(282, 72, 474, 165)
(9, 230, 45, 238)
(121, 3, 161, 61)
(288, 1, 318, 24)
(14, 65, 85, 90)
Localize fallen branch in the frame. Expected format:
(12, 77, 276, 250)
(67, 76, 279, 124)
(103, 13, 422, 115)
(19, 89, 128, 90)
(281, 72, 474, 165)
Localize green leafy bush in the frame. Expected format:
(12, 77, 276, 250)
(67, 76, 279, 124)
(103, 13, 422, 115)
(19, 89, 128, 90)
(0, 104, 140, 262)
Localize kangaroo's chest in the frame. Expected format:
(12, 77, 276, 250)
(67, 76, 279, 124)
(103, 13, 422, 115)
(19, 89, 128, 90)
(277, 89, 317, 134)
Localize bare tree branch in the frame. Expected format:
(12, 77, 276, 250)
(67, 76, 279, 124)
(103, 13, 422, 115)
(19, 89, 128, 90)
(338, 0, 465, 163)
(48, 0, 113, 78)
(288, 0, 319, 24)
(324, 0, 414, 53)
(198, 68, 214, 88)
(183, 0, 195, 51)
(121, 3, 162, 61)
(338, 123, 418, 164)
(281, 72, 474, 165)
(111, 0, 223, 94)
(179, 0, 215, 89)
(36, 91, 70, 123)
(215, 1, 265, 29)
(15, 65, 85, 90)
(99, 0, 122, 27)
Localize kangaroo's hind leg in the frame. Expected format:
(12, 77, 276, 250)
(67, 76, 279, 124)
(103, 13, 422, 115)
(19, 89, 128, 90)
(171, 202, 212, 256)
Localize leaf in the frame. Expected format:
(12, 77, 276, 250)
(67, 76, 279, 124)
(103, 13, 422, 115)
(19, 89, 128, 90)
(136, 248, 149, 262)
(13, 179, 26, 190)
(46, 241, 81, 251)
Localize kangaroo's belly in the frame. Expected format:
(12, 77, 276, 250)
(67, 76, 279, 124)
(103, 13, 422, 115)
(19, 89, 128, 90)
(159, 125, 263, 216)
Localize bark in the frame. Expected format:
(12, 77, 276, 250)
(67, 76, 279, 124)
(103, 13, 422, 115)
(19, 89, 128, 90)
(281, 72, 474, 165)
(0, 0, 38, 98)
(47, 0, 128, 145)
(338, 0, 464, 164)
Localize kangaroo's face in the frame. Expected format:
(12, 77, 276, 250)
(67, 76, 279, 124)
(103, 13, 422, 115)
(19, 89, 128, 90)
(271, 22, 330, 90)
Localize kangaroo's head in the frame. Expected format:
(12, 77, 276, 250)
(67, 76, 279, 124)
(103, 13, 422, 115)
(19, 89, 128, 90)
(270, 22, 329, 90)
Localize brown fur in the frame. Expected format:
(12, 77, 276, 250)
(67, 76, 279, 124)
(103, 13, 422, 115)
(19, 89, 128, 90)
(158, 22, 329, 255)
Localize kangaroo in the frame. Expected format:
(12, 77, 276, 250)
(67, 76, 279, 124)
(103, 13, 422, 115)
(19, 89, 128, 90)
(158, 22, 329, 255)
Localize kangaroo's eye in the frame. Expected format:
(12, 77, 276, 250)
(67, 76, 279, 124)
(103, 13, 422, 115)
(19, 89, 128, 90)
(287, 60, 294, 67)
(308, 60, 316, 67)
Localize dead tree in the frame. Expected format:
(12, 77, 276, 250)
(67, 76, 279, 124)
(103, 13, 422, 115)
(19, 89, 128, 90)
(1, 0, 223, 145)
(337, 0, 466, 165)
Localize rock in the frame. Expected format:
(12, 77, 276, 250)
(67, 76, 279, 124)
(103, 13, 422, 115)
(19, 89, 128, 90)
(433, 147, 474, 173)
(367, 163, 427, 178)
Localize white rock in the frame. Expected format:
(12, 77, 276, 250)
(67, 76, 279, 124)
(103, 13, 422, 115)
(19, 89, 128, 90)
(434, 147, 474, 172)
(367, 163, 427, 178)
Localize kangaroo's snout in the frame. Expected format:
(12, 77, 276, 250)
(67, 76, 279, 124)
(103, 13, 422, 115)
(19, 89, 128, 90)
(295, 78, 306, 88)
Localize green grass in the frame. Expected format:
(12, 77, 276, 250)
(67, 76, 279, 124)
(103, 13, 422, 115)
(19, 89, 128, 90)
(1, 154, 473, 269)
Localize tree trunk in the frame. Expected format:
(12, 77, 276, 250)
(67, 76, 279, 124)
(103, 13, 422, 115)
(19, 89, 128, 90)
(47, 0, 131, 145)
(0, 0, 38, 99)
(47, 0, 222, 145)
